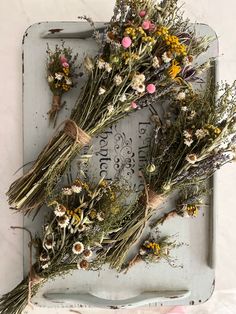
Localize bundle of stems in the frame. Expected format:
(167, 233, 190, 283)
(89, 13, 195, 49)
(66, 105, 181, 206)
(0, 263, 77, 314)
(104, 81, 236, 269)
(7, 0, 208, 214)
(46, 42, 79, 126)
(146, 81, 236, 195)
(1, 179, 166, 313)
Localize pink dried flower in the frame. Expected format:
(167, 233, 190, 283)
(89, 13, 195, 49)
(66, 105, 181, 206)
(146, 84, 156, 94)
(60, 55, 68, 63)
(139, 10, 146, 18)
(131, 102, 138, 109)
(122, 36, 132, 49)
(142, 20, 151, 30)
(62, 62, 69, 68)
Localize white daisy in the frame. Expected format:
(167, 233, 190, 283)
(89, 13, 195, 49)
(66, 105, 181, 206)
(71, 185, 82, 194)
(78, 224, 86, 232)
(55, 73, 64, 80)
(113, 74, 123, 86)
(139, 247, 147, 256)
(185, 154, 198, 164)
(54, 204, 67, 217)
(119, 94, 127, 102)
(152, 56, 160, 69)
(58, 215, 70, 228)
(97, 58, 106, 69)
(131, 73, 145, 85)
(98, 87, 106, 95)
(184, 138, 193, 147)
(97, 211, 105, 222)
(39, 252, 50, 262)
(183, 130, 192, 139)
(47, 75, 54, 83)
(176, 92, 186, 100)
(107, 105, 114, 114)
(105, 63, 112, 73)
(162, 52, 172, 63)
(44, 238, 55, 250)
(195, 129, 209, 140)
(83, 248, 93, 260)
(136, 83, 146, 93)
(72, 241, 84, 255)
(181, 106, 188, 112)
(77, 259, 89, 270)
(131, 73, 146, 93)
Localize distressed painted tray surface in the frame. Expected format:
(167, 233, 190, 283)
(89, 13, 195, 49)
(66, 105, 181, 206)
(22, 22, 218, 309)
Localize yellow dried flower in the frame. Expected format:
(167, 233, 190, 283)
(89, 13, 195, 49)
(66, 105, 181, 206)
(186, 205, 199, 217)
(89, 209, 97, 220)
(168, 60, 181, 79)
(63, 68, 70, 75)
(145, 241, 161, 255)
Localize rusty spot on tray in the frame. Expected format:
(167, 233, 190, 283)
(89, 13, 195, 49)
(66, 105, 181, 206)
(69, 310, 82, 314)
(48, 28, 64, 34)
(110, 305, 119, 309)
(22, 32, 28, 45)
(169, 295, 179, 299)
(189, 300, 195, 305)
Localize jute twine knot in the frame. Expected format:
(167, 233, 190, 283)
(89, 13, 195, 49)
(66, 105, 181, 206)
(30, 267, 44, 287)
(11, 227, 44, 309)
(48, 95, 62, 115)
(147, 189, 165, 209)
(52, 95, 61, 111)
(63, 119, 91, 146)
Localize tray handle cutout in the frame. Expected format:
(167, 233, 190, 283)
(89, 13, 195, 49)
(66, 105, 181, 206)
(44, 290, 190, 308)
(41, 26, 106, 39)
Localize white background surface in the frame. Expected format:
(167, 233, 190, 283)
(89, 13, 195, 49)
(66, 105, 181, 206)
(0, 1, 236, 313)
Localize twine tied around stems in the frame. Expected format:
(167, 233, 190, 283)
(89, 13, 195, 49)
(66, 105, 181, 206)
(51, 95, 61, 112)
(139, 171, 165, 210)
(11, 227, 43, 309)
(47, 95, 64, 127)
(63, 119, 91, 146)
(147, 189, 165, 209)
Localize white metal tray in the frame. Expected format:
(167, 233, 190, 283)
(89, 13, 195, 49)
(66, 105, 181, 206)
(22, 21, 218, 309)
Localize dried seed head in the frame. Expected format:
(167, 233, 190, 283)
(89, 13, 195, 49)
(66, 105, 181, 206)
(84, 56, 94, 72)
(83, 248, 93, 259)
(146, 163, 156, 173)
(72, 241, 84, 255)
(77, 259, 89, 270)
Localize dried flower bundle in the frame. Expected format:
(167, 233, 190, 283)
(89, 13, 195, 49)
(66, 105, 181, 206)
(152, 183, 209, 226)
(1, 178, 174, 313)
(103, 82, 236, 269)
(46, 42, 79, 126)
(146, 81, 236, 195)
(7, 0, 208, 214)
(124, 235, 180, 271)
(3, 0, 236, 312)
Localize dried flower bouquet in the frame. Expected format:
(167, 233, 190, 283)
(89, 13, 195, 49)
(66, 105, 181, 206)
(46, 42, 79, 126)
(1, 178, 177, 313)
(7, 0, 208, 214)
(105, 82, 236, 270)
